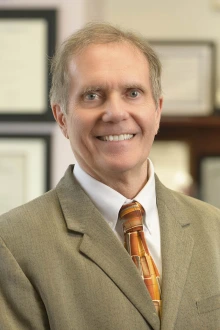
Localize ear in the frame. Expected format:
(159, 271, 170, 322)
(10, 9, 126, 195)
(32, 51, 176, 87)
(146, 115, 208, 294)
(52, 104, 69, 139)
(155, 97, 163, 135)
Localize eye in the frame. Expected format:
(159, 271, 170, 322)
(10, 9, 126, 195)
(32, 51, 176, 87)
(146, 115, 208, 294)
(127, 89, 141, 99)
(80, 89, 104, 107)
(84, 93, 98, 101)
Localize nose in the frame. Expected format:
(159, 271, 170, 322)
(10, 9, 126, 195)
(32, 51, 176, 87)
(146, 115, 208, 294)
(102, 96, 129, 123)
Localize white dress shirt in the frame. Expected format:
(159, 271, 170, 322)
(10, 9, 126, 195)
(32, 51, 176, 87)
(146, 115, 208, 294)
(73, 159, 162, 275)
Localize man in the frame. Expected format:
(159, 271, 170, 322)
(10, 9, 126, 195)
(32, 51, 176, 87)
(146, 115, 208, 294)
(0, 22, 220, 330)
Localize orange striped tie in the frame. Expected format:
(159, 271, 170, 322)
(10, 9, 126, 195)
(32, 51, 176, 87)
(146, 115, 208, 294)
(119, 201, 161, 316)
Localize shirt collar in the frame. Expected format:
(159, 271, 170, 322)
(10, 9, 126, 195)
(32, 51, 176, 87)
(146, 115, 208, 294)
(132, 159, 157, 234)
(73, 163, 126, 229)
(73, 160, 156, 232)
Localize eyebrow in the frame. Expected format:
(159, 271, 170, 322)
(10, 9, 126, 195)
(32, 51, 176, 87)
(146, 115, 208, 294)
(81, 83, 146, 94)
(81, 86, 103, 94)
(123, 83, 145, 90)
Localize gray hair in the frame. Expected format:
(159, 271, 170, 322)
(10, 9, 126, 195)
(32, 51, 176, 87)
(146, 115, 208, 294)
(50, 22, 162, 113)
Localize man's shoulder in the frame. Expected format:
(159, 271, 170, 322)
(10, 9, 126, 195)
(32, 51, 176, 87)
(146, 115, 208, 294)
(155, 175, 220, 220)
(0, 187, 68, 267)
(0, 188, 59, 232)
(171, 188, 220, 216)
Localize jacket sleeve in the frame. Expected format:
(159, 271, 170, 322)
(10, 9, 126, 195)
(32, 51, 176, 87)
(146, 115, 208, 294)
(0, 236, 50, 330)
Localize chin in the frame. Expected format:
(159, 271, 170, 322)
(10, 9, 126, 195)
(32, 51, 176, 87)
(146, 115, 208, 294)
(100, 161, 141, 175)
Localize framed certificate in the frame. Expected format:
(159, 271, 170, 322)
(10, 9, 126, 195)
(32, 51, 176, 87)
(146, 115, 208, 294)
(198, 155, 220, 208)
(0, 135, 51, 215)
(0, 10, 56, 121)
(149, 41, 216, 116)
(150, 140, 193, 194)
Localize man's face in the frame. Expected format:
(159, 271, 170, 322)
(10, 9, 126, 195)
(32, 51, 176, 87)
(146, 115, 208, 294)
(54, 42, 162, 183)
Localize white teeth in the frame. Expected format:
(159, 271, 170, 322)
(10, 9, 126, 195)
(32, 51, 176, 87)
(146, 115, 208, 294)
(118, 134, 124, 141)
(100, 134, 134, 141)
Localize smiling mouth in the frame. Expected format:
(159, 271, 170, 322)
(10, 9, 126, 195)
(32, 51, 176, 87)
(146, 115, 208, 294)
(97, 134, 134, 141)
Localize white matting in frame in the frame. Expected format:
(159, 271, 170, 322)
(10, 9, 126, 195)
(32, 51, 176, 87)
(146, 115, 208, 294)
(0, 19, 47, 113)
(200, 156, 220, 208)
(212, 0, 220, 8)
(150, 141, 192, 194)
(0, 137, 48, 215)
(150, 41, 215, 116)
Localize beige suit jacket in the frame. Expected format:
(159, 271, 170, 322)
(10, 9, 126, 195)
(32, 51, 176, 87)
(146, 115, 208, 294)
(0, 165, 220, 330)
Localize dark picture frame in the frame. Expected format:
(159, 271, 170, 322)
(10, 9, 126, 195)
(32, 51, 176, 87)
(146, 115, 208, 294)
(0, 9, 56, 121)
(149, 40, 216, 116)
(0, 134, 51, 215)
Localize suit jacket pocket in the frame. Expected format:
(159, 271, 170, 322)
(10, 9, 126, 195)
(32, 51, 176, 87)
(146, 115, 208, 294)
(196, 294, 220, 314)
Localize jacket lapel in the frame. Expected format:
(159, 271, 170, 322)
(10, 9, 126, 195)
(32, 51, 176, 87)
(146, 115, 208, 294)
(56, 166, 160, 330)
(155, 176, 194, 330)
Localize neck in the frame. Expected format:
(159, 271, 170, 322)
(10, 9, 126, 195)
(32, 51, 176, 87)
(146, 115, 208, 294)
(85, 162, 149, 199)
(109, 176, 148, 199)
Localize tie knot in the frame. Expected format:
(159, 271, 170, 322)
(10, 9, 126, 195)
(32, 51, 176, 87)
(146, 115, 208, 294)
(119, 201, 145, 233)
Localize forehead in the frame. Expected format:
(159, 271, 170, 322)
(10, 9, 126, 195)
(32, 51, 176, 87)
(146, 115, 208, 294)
(67, 42, 151, 91)
(69, 41, 149, 73)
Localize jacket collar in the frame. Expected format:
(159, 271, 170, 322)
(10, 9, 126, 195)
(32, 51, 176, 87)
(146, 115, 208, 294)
(155, 175, 194, 330)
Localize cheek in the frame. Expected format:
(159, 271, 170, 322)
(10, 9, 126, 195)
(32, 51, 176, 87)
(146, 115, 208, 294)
(148, 110, 161, 134)
(69, 110, 92, 130)
(65, 114, 79, 147)
(67, 113, 93, 150)
(154, 112, 161, 134)
(140, 114, 158, 136)
(67, 111, 82, 134)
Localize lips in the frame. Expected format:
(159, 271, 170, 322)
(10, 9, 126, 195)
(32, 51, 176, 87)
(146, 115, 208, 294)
(97, 134, 134, 141)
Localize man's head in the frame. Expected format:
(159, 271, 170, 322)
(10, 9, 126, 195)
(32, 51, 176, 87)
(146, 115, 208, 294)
(50, 22, 162, 113)
(51, 22, 163, 194)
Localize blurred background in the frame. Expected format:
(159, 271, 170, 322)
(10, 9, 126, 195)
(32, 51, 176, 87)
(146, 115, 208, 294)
(0, 0, 220, 214)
